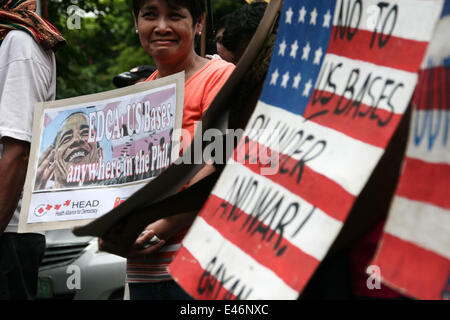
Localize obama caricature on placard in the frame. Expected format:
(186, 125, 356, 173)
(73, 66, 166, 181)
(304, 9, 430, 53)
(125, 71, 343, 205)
(34, 112, 102, 190)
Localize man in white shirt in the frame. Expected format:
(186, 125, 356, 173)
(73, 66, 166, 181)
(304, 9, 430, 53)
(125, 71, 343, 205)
(0, 0, 65, 299)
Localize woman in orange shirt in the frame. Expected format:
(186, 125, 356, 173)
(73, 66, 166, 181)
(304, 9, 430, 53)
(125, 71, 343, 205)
(99, 0, 235, 300)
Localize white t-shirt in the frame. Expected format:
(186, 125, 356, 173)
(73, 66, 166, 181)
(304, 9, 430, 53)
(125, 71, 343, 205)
(0, 30, 56, 233)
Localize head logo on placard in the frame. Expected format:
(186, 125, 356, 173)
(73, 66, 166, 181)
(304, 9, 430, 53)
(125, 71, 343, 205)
(34, 204, 49, 217)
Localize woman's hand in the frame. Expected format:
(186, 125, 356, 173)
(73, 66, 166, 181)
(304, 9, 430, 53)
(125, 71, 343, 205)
(98, 229, 165, 259)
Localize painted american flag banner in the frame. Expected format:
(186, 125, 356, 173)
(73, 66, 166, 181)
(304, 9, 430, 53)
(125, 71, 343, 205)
(169, 0, 444, 299)
(370, 1, 450, 300)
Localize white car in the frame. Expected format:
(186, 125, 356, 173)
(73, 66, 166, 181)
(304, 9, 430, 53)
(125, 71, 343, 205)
(37, 229, 126, 300)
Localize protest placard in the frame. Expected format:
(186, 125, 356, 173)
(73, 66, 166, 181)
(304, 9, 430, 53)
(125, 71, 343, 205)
(370, 2, 450, 300)
(18, 72, 184, 232)
(168, 0, 444, 299)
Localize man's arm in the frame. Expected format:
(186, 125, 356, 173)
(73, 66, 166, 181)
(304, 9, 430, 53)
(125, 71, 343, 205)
(0, 137, 30, 235)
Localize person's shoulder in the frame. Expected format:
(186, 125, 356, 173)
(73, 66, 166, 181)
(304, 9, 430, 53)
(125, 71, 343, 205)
(5, 30, 33, 41)
(201, 58, 235, 78)
(187, 58, 234, 88)
(206, 58, 235, 71)
(2, 30, 53, 62)
(3, 30, 37, 49)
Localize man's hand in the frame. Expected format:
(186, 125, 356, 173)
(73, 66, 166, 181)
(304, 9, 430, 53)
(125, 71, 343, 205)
(98, 229, 166, 259)
(34, 144, 56, 190)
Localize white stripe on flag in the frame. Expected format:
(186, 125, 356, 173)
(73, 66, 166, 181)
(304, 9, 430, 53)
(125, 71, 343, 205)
(333, 0, 444, 42)
(183, 217, 299, 300)
(384, 196, 450, 259)
(406, 110, 450, 165)
(213, 158, 344, 261)
(246, 101, 384, 195)
(316, 53, 418, 113)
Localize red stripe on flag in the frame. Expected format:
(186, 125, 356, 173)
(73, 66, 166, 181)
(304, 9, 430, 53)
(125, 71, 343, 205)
(328, 27, 428, 73)
(412, 67, 450, 111)
(396, 157, 450, 209)
(233, 139, 354, 222)
(372, 233, 449, 300)
(304, 90, 403, 149)
(199, 195, 320, 293)
(169, 246, 238, 300)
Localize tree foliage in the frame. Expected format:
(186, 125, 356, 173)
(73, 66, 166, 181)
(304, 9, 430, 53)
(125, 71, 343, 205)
(47, 0, 246, 99)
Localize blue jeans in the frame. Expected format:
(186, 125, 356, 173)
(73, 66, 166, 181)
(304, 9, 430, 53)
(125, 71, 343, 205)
(129, 281, 192, 300)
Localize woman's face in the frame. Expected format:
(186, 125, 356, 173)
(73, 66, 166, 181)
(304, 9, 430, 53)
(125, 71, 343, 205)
(136, 0, 199, 65)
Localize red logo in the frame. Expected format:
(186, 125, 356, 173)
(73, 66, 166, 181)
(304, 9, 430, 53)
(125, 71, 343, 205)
(34, 204, 48, 217)
(33, 200, 72, 218)
(113, 197, 127, 208)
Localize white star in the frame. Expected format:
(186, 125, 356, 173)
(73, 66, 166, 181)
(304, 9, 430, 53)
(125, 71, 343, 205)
(292, 73, 301, 89)
(270, 69, 279, 86)
(302, 42, 311, 61)
(310, 8, 318, 25)
(323, 10, 332, 28)
(298, 6, 307, 23)
(313, 47, 323, 65)
(285, 7, 293, 24)
(303, 79, 313, 97)
(278, 39, 287, 56)
(281, 72, 290, 88)
(290, 40, 299, 59)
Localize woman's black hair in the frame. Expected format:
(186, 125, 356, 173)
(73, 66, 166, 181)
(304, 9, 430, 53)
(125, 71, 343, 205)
(132, 0, 205, 26)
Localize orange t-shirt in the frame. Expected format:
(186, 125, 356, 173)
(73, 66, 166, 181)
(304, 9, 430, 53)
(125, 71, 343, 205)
(146, 58, 234, 143)
(127, 58, 235, 283)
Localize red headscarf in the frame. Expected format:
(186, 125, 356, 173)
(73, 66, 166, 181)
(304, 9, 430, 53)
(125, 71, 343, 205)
(0, 0, 66, 50)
